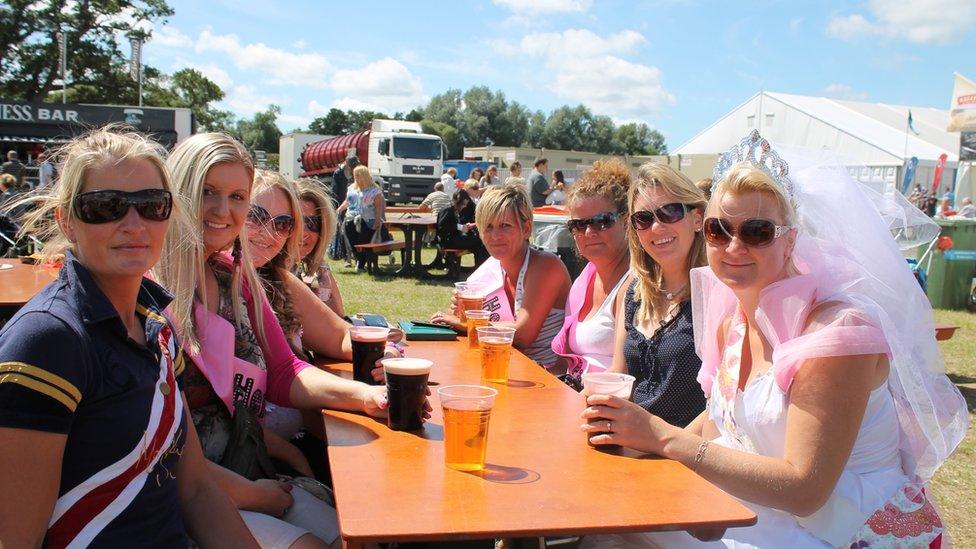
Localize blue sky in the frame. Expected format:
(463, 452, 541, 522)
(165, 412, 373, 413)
(142, 0, 976, 150)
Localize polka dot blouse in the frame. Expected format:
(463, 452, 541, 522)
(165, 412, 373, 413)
(622, 280, 707, 427)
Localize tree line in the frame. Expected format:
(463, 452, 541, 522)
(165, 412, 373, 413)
(0, 0, 667, 158)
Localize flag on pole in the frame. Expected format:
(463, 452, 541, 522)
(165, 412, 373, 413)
(129, 37, 142, 81)
(901, 156, 919, 194)
(908, 110, 920, 135)
(932, 153, 948, 194)
(56, 31, 67, 80)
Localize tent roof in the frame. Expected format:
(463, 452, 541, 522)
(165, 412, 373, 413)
(676, 91, 959, 163)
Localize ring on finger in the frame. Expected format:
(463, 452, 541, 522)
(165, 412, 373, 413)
(606, 420, 613, 433)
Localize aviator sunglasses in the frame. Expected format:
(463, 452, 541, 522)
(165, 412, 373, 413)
(303, 214, 322, 234)
(630, 202, 688, 230)
(73, 189, 172, 224)
(703, 217, 792, 248)
(566, 211, 623, 234)
(247, 204, 295, 236)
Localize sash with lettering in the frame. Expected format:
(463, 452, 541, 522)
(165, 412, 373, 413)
(46, 325, 183, 548)
(465, 249, 532, 322)
(186, 301, 267, 417)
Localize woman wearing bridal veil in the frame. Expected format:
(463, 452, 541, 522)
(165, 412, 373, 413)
(581, 132, 967, 548)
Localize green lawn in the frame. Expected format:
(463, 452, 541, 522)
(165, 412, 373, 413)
(328, 252, 975, 544)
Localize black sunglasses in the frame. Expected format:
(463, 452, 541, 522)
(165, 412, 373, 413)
(303, 214, 322, 234)
(566, 211, 622, 234)
(247, 204, 294, 236)
(703, 217, 792, 248)
(73, 189, 172, 224)
(630, 203, 688, 230)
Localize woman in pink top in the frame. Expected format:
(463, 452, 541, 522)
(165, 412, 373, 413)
(550, 159, 632, 380)
(155, 133, 388, 549)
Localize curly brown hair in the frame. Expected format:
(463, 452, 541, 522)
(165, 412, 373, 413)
(565, 158, 631, 213)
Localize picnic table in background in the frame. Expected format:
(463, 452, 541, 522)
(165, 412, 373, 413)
(383, 215, 438, 277)
(317, 339, 756, 547)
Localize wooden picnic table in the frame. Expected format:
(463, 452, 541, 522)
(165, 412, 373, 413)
(0, 259, 58, 309)
(383, 215, 438, 277)
(935, 323, 960, 341)
(318, 340, 757, 547)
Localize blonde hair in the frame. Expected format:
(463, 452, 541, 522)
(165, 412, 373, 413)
(252, 170, 303, 272)
(475, 182, 533, 235)
(352, 165, 377, 189)
(566, 158, 631, 212)
(627, 162, 707, 322)
(10, 125, 196, 269)
(153, 132, 264, 353)
(295, 178, 337, 273)
(710, 162, 796, 226)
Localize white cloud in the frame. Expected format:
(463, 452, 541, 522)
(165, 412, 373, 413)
(152, 25, 193, 48)
(824, 83, 869, 101)
(492, 0, 592, 14)
(223, 85, 285, 116)
(494, 29, 674, 120)
(292, 39, 308, 50)
(279, 113, 311, 129)
(308, 100, 332, 117)
(330, 57, 426, 113)
(826, 0, 976, 44)
(195, 29, 332, 87)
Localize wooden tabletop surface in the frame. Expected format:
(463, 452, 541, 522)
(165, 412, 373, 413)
(0, 259, 59, 307)
(319, 339, 757, 545)
(384, 216, 437, 227)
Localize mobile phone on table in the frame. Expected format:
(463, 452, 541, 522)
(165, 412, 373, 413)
(358, 313, 389, 328)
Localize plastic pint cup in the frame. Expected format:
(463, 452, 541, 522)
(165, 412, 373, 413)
(349, 326, 389, 384)
(581, 372, 636, 399)
(455, 282, 485, 324)
(581, 372, 636, 446)
(439, 385, 498, 471)
(383, 358, 432, 431)
(465, 310, 492, 350)
(477, 326, 516, 383)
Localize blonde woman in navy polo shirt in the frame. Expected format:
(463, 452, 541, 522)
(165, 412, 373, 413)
(0, 129, 257, 547)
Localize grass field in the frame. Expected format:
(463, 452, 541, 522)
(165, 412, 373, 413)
(328, 251, 975, 544)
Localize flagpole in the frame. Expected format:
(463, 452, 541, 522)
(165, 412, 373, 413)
(903, 110, 911, 191)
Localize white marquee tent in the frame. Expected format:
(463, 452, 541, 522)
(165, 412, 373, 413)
(675, 91, 972, 199)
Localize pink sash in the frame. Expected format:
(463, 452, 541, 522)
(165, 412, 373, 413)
(187, 302, 268, 417)
(466, 254, 525, 323)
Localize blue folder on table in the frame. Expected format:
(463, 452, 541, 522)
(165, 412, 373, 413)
(398, 320, 457, 341)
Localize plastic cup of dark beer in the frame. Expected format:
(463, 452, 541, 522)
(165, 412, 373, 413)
(349, 326, 390, 384)
(382, 358, 432, 431)
(581, 372, 635, 448)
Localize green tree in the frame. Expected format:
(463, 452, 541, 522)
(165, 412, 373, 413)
(423, 89, 462, 127)
(0, 0, 173, 101)
(308, 108, 350, 135)
(146, 68, 232, 131)
(420, 119, 460, 158)
(612, 122, 668, 155)
(585, 114, 616, 154)
(235, 105, 282, 152)
(523, 110, 546, 148)
(345, 110, 388, 132)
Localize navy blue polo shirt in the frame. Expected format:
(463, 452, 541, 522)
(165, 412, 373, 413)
(0, 253, 189, 548)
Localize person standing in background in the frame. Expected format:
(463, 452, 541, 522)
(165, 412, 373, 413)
(37, 152, 55, 189)
(546, 170, 567, 205)
(504, 161, 522, 184)
(331, 156, 358, 209)
(480, 165, 499, 188)
(529, 157, 550, 207)
(440, 167, 458, 189)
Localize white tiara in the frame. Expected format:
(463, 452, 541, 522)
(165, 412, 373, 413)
(712, 130, 794, 202)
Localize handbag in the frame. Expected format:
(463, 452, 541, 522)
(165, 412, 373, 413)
(219, 402, 277, 481)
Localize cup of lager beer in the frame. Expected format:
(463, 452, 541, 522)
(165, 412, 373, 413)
(465, 310, 491, 350)
(438, 385, 498, 471)
(349, 326, 389, 384)
(454, 282, 485, 324)
(382, 358, 432, 431)
(476, 326, 516, 383)
(581, 372, 636, 446)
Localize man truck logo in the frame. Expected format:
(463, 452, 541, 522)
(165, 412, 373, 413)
(123, 108, 144, 125)
(403, 164, 433, 175)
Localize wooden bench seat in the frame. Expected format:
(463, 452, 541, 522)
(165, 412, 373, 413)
(354, 241, 406, 274)
(441, 247, 472, 280)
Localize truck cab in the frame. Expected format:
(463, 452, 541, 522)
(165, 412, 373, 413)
(368, 119, 443, 203)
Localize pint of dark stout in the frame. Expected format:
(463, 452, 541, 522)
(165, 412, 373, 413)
(382, 358, 432, 431)
(350, 326, 390, 384)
